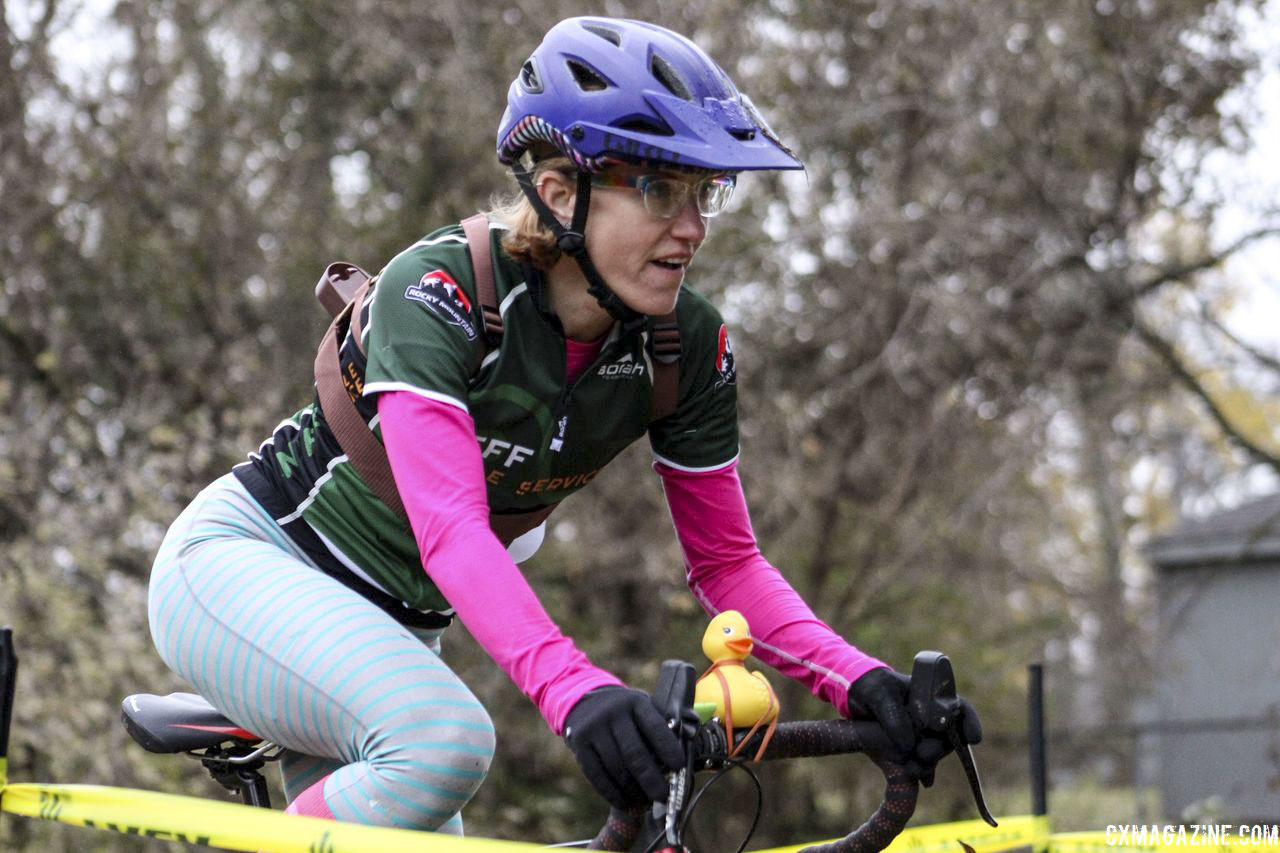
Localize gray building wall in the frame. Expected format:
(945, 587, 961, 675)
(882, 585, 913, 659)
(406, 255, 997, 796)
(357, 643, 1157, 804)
(1148, 496, 1280, 822)
(1156, 564, 1280, 820)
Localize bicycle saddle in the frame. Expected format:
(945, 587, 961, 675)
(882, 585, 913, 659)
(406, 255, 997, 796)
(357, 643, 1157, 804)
(121, 692, 262, 753)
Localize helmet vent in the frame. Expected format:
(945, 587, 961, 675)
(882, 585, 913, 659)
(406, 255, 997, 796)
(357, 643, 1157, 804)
(613, 115, 674, 137)
(650, 53, 693, 101)
(581, 23, 622, 46)
(519, 59, 543, 94)
(567, 60, 609, 92)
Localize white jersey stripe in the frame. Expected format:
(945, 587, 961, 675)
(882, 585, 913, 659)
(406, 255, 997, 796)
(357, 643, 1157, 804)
(362, 381, 469, 414)
(310, 525, 397, 598)
(499, 282, 528, 317)
(651, 451, 739, 474)
(309, 525, 458, 619)
(360, 284, 376, 347)
(412, 234, 467, 249)
(375, 230, 469, 279)
(276, 454, 349, 525)
(256, 417, 301, 454)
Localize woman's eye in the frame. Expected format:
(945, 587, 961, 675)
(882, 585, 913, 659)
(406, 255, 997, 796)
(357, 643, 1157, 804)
(649, 180, 679, 202)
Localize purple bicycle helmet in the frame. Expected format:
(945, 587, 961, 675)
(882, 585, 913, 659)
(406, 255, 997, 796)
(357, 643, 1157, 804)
(497, 17, 802, 173)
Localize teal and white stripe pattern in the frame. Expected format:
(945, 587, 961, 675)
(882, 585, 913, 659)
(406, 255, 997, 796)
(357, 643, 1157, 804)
(147, 474, 494, 832)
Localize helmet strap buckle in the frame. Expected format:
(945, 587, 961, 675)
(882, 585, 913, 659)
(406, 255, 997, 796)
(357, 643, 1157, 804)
(556, 231, 585, 254)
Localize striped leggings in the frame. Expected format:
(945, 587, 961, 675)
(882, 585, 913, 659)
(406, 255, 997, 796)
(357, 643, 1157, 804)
(147, 474, 495, 833)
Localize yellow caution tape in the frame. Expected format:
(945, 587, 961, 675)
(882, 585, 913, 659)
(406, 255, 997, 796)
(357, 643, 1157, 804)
(753, 814, 1051, 853)
(0, 781, 544, 852)
(0, 771, 1056, 853)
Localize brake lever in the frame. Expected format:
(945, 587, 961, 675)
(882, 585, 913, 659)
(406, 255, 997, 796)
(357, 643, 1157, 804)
(653, 660, 701, 741)
(650, 661, 704, 850)
(908, 651, 997, 827)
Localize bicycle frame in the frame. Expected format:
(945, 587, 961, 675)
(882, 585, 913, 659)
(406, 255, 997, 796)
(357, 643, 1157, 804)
(1, 627, 997, 853)
(113, 651, 994, 853)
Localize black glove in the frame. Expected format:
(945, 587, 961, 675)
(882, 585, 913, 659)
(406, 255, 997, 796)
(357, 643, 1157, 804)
(848, 668, 983, 786)
(848, 668, 916, 754)
(564, 686, 686, 809)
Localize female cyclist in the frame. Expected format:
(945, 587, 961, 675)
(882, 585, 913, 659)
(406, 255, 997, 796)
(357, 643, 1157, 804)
(147, 16, 980, 834)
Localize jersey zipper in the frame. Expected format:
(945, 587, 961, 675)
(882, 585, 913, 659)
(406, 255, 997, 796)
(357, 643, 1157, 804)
(548, 326, 628, 453)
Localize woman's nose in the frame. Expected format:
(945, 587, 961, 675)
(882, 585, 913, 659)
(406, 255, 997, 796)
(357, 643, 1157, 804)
(668, 197, 707, 244)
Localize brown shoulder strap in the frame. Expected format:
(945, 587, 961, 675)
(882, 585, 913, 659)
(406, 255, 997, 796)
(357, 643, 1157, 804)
(313, 279, 408, 519)
(650, 310, 681, 422)
(313, 268, 550, 542)
(461, 214, 503, 343)
(311, 223, 571, 542)
(348, 269, 372, 357)
(315, 262, 370, 319)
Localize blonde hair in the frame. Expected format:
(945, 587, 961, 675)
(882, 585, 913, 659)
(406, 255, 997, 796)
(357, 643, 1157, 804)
(488, 156, 575, 271)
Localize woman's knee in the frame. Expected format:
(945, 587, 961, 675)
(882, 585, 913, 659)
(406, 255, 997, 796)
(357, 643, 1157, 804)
(361, 690, 496, 825)
(374, 691, 495, 774)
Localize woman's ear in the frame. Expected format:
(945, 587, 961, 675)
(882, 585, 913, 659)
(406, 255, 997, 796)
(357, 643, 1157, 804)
(536, 170, 576, 226)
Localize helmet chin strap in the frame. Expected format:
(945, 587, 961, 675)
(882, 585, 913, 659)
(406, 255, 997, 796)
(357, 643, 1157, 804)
(511, 165, 644, 327)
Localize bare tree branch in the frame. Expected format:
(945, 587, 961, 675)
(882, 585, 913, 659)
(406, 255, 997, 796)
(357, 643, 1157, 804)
(1198, 299, 1280, 375)
(1135, 318, 1280, 471)
(1133, 226, 1280, 298)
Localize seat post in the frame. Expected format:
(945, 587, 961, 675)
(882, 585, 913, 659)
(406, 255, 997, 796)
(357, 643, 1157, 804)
(201, 750, 273, 809)
(236, 766, 272, 809)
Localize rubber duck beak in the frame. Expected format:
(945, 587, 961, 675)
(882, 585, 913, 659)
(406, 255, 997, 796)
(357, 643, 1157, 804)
(725, 637, 753, 655)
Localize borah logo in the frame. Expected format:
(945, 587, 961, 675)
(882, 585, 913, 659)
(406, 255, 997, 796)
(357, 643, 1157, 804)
(404, 269, 477, 340)
(714, 324, 736, 388)
(598, 352, 645, 379)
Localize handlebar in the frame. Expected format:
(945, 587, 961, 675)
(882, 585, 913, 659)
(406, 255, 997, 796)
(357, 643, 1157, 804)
(587, 651, 992, 853)
(588, 719, 918, 853)
(741, 720, 920, 853)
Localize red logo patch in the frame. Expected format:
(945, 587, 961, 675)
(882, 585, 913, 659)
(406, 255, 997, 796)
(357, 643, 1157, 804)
(420, 270, 472, 314)
(715, 324, 736, 387)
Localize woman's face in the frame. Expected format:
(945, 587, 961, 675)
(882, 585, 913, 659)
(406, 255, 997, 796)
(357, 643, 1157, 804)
(544, 164, 710, 317)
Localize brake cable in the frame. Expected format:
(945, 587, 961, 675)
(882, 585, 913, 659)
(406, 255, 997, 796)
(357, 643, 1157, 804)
(679, 758, 764, 853)
(637, 757, 764, 853)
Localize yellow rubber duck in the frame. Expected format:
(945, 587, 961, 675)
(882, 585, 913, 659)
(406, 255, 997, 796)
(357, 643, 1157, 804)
(694, 610, 779, 760)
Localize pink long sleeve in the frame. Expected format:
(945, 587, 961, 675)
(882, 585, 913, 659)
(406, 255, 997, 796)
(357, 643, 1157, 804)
(657, 461, 886, 715)
(378, 390, 620, 734)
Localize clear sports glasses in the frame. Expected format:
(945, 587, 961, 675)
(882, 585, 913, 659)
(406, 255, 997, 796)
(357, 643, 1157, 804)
(590, 171, 737, 218)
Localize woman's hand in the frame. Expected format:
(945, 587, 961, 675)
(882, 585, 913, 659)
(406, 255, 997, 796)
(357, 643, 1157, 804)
(564, 686, 686, 808)
(847, 667, 983, 786)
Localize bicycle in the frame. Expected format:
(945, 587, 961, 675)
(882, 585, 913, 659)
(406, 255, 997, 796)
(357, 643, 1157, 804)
(121, 651, 995, 852)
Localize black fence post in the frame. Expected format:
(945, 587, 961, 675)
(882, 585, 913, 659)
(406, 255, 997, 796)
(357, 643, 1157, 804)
(1, 627, 17, 812)
(1028, 662, 1048, 817)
